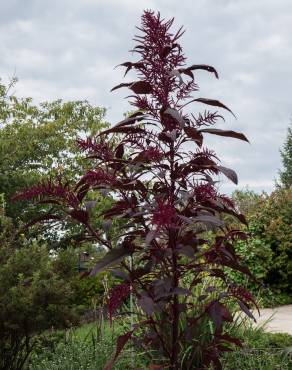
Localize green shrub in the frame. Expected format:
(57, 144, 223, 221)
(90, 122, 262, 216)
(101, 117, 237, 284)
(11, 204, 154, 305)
(0, 215, 78, 370)
(230, 188, 292, 301)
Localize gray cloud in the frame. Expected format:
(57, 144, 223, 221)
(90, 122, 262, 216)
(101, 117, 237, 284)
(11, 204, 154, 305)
(1, 0, 291, 194)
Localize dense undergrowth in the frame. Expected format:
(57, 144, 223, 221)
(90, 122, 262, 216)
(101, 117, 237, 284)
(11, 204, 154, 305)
(28, 318, 292, 370)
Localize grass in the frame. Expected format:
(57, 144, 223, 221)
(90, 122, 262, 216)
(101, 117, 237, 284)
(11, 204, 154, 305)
(28, 319, 149, 370)
(222, 320, 292, 370)
(27, 315, 292, 370)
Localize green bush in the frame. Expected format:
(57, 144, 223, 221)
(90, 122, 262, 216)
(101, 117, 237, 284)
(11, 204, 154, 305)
(230, 188, 292, 302)
(254, 188, 292, 293)
(0, 214, 78, 370)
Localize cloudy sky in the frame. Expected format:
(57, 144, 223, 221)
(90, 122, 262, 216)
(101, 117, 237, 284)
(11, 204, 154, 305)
(1, 0, 291, 194)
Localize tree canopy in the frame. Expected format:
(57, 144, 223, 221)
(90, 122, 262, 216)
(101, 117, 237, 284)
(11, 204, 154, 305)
(279, 122, 292, 188)
(0, 79, 108, 222)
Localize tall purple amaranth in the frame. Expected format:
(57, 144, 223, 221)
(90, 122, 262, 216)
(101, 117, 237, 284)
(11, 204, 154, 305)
(14, 11, 257, 370)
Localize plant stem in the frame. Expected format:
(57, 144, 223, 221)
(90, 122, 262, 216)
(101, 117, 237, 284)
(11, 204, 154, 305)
(170, 141, 179, 369)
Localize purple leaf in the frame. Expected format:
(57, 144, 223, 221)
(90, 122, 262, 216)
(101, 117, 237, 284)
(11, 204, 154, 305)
(184, 127, 203, 146)
(145, 230, 156, 246)
(69, 209, 89, 224)
(182, 64, 219, 79)
(115, 144, 124, 159)
(138, 296, 155, 316)
(117, 61, 145, 76)
(200, 129, 249, 142)
(90, 247, 131, 276)
(217, 166, 238, 185)
(24, 214, 62, 228)
(178, 245, 195, 258)
(100, 126, 146, 136)
(111, 82, 133, 92)
(103, 331, 133, 370)
(172, 287, 191, 296)
(238, 301, 257, 322)
(193, 98, 236, 118)
(164, 108, 185, 127)
(130, 81, 152, 94)
(193, 214, 224, 227)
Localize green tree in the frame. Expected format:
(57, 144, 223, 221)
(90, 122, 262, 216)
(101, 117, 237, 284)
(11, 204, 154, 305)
(0, 212, 78, 370)
(0, 78, 108, 223)
(229, 188, 292, 300)
(232, 188, 262, 215)
(279, 122, 292, 188)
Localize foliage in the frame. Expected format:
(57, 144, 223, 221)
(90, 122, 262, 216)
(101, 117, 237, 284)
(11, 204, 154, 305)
(28, 319, 292, 370)
(279, 122, 292, 188)
(43, 244, 115, 312)
(0, 213, 78, 370)
(222, 318, 292, 369)
(0, 78, 107, 224)
(16, 11, 255, 370)
(28, 321, 149, 370)
(250, 187, 292, 293)
(232, 188, 262, 215)
(230, 187, 292, 297)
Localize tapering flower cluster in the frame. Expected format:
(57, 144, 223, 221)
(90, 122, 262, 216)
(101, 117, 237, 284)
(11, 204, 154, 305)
(76, 138, 112, 160)
(152, 199, 176, 227)
(194, 183, 217, 203)
(193, 111, 223, 127)
(228, 285, 255, 304)
(219, 195, 235, 209)
(108, 282, 131, 323)
(143, 146, 163, 161)
(192, 148, 218, 166)
(80, 169, 115, 186)
(12, 179, 79, 208)
(131, 10, 195, 114)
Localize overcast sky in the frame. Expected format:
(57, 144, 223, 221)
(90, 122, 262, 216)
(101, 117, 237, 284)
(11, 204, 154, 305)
(1, 0, 291, 194)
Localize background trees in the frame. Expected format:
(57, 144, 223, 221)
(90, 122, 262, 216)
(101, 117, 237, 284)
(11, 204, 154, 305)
(0, 78, 107, 224)
(228, 123, 292, 304)
(279, 122, 292, 188)
(0, 211, 78, 370)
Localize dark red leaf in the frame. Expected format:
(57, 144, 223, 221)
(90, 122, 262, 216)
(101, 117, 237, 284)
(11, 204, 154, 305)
(200, 129, 249, 142)
(238, 301, 256, 322)
(138, 296, 155, 316)
(99, 126, 146, 136)
(130, 81, 152, 94)
(103, 331, 133, 370)
(164, 107, 185, 126)
(158, 131, 173, 144)
(184, 127, 203, 147)
(161, 44, 173, 58)
(193, 98, 236, 118)
(218, 333, 242, 347)
(111, 82, 133, 92)
(69, 209, 89, 224)
(208, 302, 232, 331)
(216, 166, 238, 185)
(114, 114, 145, 128)
(90, 247, 132, 276)
(76, 183, 90, 202)
(182, 64, 219, 79)
(24, 214, 62, 228)
(193, 214, 224, 227)
(115, 144, 124, 159)
(117, 61, 145, 76)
